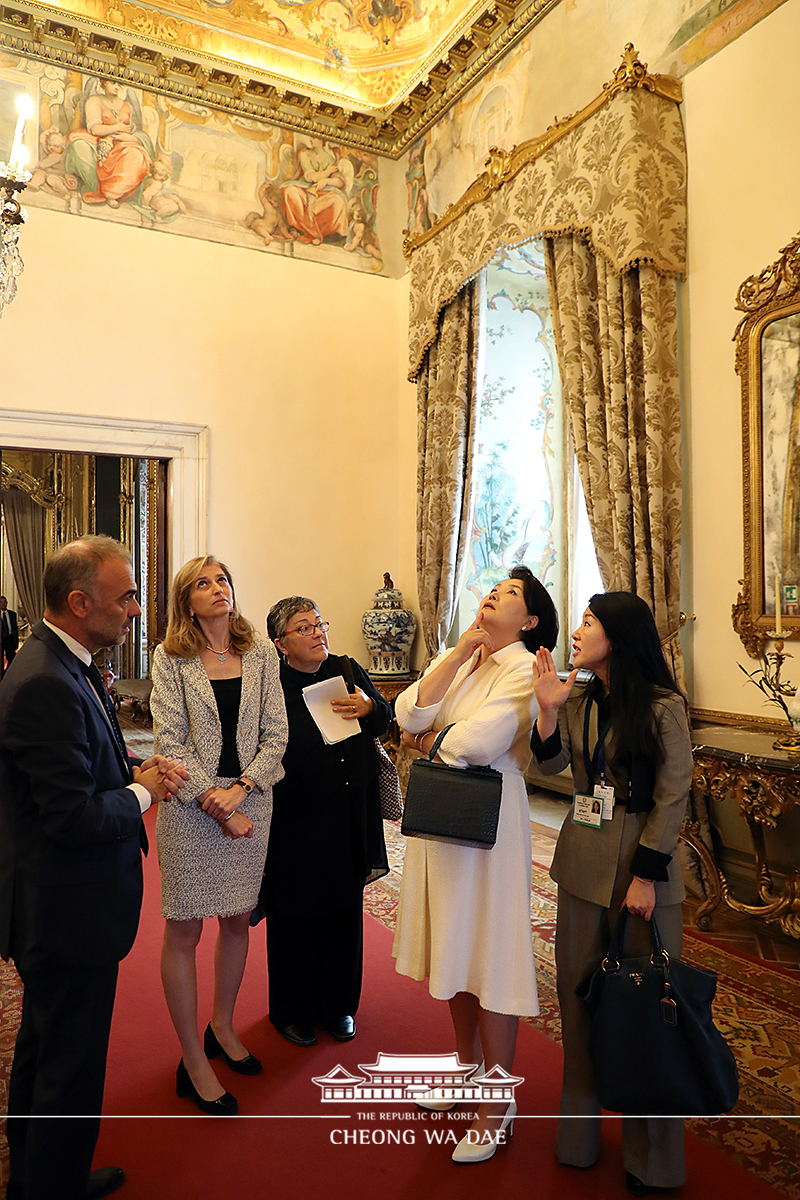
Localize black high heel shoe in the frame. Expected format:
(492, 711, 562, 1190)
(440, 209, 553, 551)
(203, 1023, 262, 1076)
(176, 1060, 238, 1115)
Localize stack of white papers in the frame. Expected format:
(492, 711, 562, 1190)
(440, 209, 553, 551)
(302, 676, 360, 745)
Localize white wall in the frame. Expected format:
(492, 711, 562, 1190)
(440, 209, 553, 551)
(0, 204, 418, 666)
(682, 0, 800, 716)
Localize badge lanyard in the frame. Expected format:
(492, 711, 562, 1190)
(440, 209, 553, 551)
(574, 695, 615, 823)
(582, 695, 613, 790)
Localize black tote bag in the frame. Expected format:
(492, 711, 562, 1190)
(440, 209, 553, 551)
(575, 909, 739, 1116)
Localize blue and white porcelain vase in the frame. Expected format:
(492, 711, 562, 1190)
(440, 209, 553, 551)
(362, 573, 416, 677)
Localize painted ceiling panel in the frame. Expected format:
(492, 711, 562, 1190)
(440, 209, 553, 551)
(37, 0, 493, 107)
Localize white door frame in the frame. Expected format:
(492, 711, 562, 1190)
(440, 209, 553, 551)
(0, 408, 208, 576)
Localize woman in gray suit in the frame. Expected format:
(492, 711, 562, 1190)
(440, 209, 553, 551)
(151, 556, 287, 1116)
(531, 592, 693, 1197)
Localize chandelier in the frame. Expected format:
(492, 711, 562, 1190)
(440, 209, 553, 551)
(0, 93, 33, 319)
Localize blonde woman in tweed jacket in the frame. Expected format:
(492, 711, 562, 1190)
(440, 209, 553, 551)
(151, 555, 287, 1116)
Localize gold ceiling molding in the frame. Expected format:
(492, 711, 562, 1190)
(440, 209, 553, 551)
(0, 0, 562, 157)
(404, 45, 687, 380)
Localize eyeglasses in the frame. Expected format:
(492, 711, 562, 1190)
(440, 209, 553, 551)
(286, 621, 330, 638)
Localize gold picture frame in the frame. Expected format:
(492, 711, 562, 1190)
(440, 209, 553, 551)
(733, 231, 800, 656)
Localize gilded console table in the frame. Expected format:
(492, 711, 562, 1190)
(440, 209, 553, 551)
(684, 726, 800, 938)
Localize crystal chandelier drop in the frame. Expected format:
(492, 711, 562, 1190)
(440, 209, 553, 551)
(0, 93, 34, 319)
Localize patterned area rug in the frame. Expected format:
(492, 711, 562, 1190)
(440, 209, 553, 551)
(369, 821, 800, 1200)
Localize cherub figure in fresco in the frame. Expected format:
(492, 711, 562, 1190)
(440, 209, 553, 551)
(27, 129, 79, 199)
(242, 181, 294, 245)
(280, 137, 354, 245)
(141, 160, 187, 220)
(345, 198, 381, 260)
(65, 78, 153, 208)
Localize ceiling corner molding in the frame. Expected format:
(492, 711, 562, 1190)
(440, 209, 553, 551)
(0, 0, 563, 157)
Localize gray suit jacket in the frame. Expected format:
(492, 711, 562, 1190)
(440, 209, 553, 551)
(534, 685, 693, 908)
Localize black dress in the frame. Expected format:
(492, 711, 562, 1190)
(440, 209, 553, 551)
(262, 654, 390, 1028)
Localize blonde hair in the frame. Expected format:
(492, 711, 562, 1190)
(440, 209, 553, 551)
(161, 555, 255, 658)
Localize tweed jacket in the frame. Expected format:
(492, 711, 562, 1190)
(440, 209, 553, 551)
(150, 634, 287, 804)
(532, 684, 693, 909)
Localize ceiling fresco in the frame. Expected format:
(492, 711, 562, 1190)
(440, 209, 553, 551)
(0, 0, 787, 157)
(13, 0, 497, 108)
(1, 0, 551, 154)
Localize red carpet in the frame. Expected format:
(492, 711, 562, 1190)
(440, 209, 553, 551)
(85, 807, 785, 1200)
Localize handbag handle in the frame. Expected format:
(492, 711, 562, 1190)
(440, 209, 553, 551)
(427, 724, 454, 760)
(602, 908, 669, 972)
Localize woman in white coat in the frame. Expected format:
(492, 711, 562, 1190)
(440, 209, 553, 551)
(393, 566, 558, 1163)
(151, 556, 287, 1116)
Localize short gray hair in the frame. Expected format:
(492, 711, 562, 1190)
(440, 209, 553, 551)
(44, 535, 131, 613)
(267, 596, 318, 642)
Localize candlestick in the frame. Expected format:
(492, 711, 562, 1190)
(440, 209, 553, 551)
(776, 573, 783, 636)
(8, 93, 33, 172)
(10, 144, 28, 172)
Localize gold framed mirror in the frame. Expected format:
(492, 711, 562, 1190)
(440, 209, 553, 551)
(733, 231, 800, 656)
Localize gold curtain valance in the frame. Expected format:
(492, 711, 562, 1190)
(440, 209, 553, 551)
(406, 46, 687, 382)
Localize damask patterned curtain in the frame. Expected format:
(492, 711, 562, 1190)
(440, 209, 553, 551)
(543, 237, 685, 682)
(416, 279, 483, 658)
(1, 486, 46, 624)
(405, 47, 687, 672)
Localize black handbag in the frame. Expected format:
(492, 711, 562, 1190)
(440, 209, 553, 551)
(400, 725, 502, 849)
(375, 736, 403, 821)
(575, 908, 739, 1116)
(339, 655, 403, 821)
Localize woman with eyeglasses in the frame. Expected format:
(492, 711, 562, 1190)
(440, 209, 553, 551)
(150, 556, 288, 1115)
(260, 596, 391, 1047)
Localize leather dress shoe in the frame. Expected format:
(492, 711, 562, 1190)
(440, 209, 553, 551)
(324, 1015, 356, 1042)
(176, 1059, 238, 1115)
(626, 1177, 650, 1197)
(277, 1022, 317, 1047)
(204, 1022, 262, 1075)
(626, 1172, 675, 1196)
(86, 1168, 125, 1200)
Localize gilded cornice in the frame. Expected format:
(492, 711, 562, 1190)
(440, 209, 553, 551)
(404, 43, 683, 258)
(0, 0, 562, 157)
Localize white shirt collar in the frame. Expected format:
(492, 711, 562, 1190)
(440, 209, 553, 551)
(43, 618, 93, 667)
(490, 639, 527, 664)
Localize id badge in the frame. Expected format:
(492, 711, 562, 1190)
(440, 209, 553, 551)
(572, 792, 602, 828)
(594, 783, 615, 820)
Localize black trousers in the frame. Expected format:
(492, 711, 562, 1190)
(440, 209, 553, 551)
(6, 961, 119, 1200)
(266, 898, 363, 1028)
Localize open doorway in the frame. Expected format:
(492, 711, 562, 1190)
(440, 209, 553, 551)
(1, 447, 168, 680)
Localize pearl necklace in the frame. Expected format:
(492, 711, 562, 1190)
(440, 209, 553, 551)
(205, 641, 231, 664)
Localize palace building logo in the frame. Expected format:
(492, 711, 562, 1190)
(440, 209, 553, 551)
(312, 1053, 523, 1104)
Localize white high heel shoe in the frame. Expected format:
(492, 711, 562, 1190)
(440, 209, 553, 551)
(451, 1100, 516, 1164)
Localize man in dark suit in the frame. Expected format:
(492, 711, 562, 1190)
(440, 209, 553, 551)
(0, 536, 187, 1200)
(0, 595, 19, 674)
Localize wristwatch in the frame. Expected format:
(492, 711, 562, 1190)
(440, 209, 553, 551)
(235, 778, 254, 795)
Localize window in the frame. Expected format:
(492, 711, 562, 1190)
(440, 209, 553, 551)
(453, 242, 602, 667)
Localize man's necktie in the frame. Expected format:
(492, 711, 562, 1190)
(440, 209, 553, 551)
(82, 659, 131, 776)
